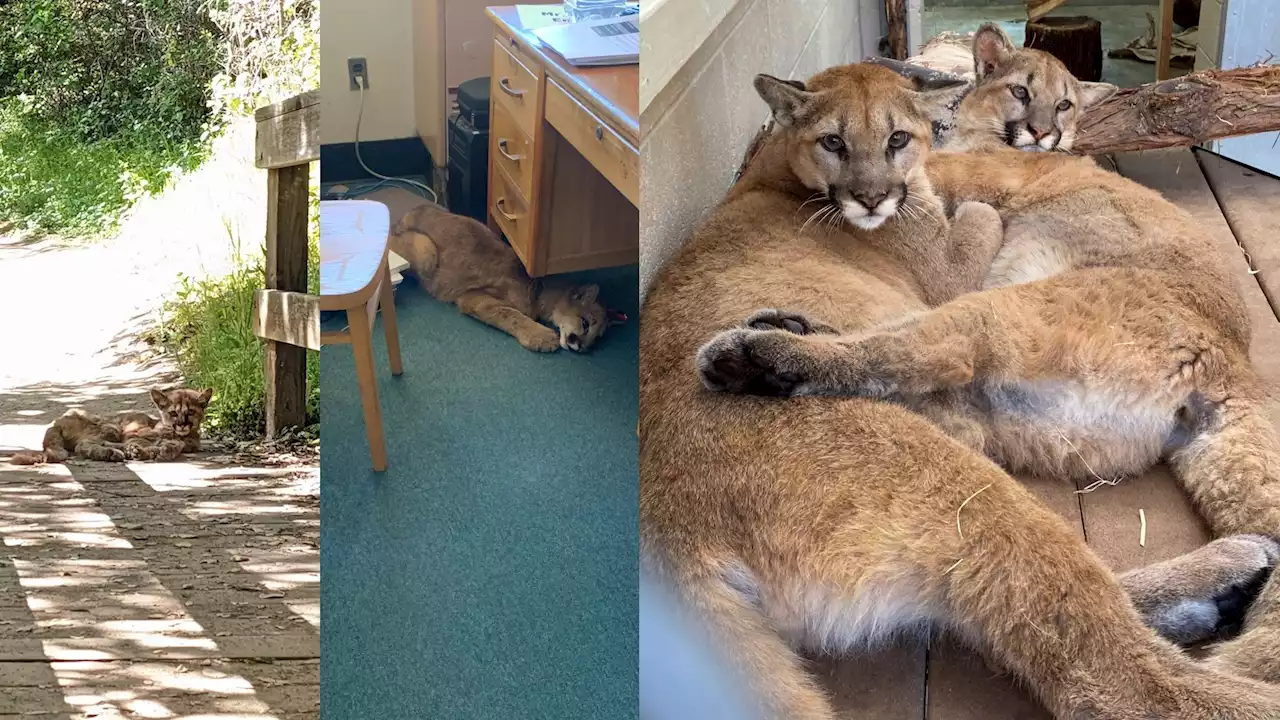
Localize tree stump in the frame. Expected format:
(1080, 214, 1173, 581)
(1024, 16, 1104, 82)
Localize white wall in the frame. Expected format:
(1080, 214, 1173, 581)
(320, 0, 418, 145)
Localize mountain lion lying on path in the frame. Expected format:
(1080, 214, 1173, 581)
(643, 61, 1280, 719)
(10, 387, 212, 464)
(390, 203, 613, 353)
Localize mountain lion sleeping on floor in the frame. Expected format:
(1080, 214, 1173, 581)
(10, 387, 212, 464)
(642, 45, 1280, 720)
(390, 203, 616, 353)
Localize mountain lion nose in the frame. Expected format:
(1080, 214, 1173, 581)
(1029, 125, 1050, 140)
(853, 191, 889, 209)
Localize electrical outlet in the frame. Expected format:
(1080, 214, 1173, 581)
(348, 57, 369, 91)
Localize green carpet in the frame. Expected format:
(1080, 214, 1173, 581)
(320, 264, 639, 719)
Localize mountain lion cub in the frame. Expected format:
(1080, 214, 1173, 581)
(10, 387, 212, 464)
(643, 62, 1280, 720)
(390, 203, 611, 353)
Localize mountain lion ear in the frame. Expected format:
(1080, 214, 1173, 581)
(973, 22, 1015, 80)
(572, 284, 599, 305)
(197, 388, 213, 405)
(1078, 81, 1118, 108)
(149, 388, 170, 409)
(912, 79, 971, 122)
(754, 74, 815, 127)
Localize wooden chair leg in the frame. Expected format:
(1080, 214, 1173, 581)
(347, 305, 388, 472)
(380, 263, 403, 376)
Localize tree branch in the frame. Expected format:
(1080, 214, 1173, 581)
(1073, 65, 1280, 155)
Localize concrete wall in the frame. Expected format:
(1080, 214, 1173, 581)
(321, 0, 418, 145)
(639, 0, 884, 297)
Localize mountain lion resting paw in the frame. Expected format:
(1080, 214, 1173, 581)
(390, 203, 614, 353)
(644, 62, 1280, 719)
(10, 387, 212, 465)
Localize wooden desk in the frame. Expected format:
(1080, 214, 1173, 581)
(484, 6, 639, 277)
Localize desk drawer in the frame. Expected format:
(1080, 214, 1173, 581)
(490, 103, 535, 202)
(489, 165, 533, 266)
(544, 79, 638, 206)
(492, 39, 541, 138)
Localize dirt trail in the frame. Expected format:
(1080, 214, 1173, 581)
(0, 117, 318, 719)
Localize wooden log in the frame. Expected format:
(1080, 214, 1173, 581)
(885, 0, 908, 60)
(263, 163, 311, 436)
(1073, 65, 1280, 155)
(1024, 16, 1103, 83)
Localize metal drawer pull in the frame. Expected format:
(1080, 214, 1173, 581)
(499, 77, 525, 98)
(497, 139, 523, 163)
(595, 126, 604, 140)
(495, 198, 519, 222)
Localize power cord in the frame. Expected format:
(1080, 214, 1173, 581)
(354, 75, 439, 204)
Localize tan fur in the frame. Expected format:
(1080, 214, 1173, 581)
(644, 63, 1280, 719)
(389, 203, 609, 352)
(922, 24, 1117, 152)
(10, 387, 211, 465)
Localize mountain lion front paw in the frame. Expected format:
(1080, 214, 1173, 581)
(1123, 534, 1279, 645)
(519, 326, 560, 353)
(696, 329, 812, 396)
(743, 308, 840, 335)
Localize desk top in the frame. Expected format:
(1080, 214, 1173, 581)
(487, 6, 639, 146)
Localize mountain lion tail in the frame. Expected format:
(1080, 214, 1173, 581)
(9, 425, 70, 465)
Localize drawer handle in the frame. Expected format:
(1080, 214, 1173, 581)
(497, 139, 523, 163)
(499, 77, 525, 99)
(495, 198, 519, 222)
(595, 126, 604, 141)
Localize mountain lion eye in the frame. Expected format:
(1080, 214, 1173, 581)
(580, 317, 590, 333)
(887, 131, 910, 150)
(820, 134, 845, 152)
(1010, 85, 1029, 101)
(1056, 99, 1072, 111)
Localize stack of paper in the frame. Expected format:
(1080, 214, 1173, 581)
(532, 14, 639, 67)
(388, 250, 410, 288)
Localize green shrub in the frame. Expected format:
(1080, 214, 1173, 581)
(0, 0, 219, 143)
(0, 0, 318, 237)
(0, 97, 202, 236)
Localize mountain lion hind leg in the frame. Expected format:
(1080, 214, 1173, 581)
(1209, 568, 1280, 683)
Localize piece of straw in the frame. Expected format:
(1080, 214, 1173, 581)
(1139, 509, 1147, 547)
(956, 483, 994, 540)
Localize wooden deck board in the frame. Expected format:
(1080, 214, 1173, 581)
(0, 458, 318, 720)
(1198, 151, 1280, 326)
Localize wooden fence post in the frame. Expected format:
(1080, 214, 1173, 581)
(254, 91, 320, 437)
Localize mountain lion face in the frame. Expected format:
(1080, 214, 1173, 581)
(754, 64, 968, 230)
(967, 23, 1117, 152)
